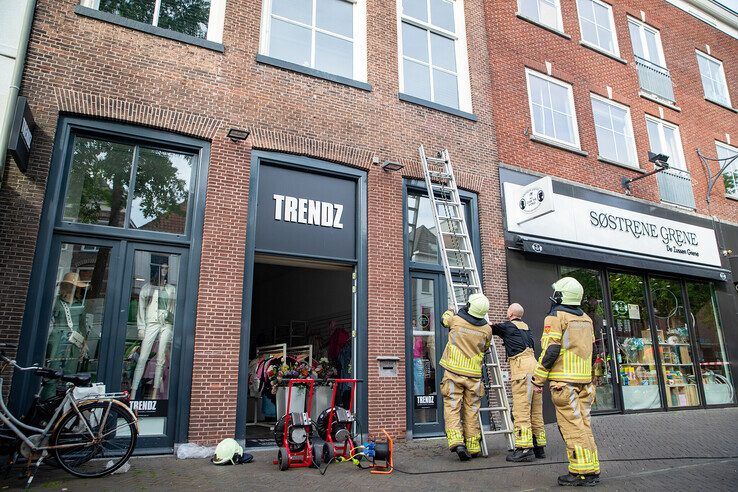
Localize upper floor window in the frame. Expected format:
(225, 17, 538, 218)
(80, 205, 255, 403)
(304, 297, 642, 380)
(697, 51, 732, 108)
(81, 0, 226, 41)
(525, 69, 580, 149)
(576, 0, 619, 57)
(645, 116, 686, 170)
(518, 0, 563, 32)
(259, 0, 368, 81)
(716, 141, 738, 198)
(398, 0, 473, 112)
(628, 18, 666, 68)
(590, 94, 637, 168)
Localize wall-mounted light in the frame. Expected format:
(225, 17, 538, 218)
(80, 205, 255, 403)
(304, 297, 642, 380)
(620, 151, 670, 195)
(227, 128, 250, 142)
(381, 160, 404, 172)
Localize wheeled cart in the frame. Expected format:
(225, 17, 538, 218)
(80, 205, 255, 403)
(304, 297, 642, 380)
(273, 378, 316, 471)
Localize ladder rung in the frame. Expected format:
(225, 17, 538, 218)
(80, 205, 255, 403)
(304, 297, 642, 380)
(445, 248, 470, 253)
(442, 231, 466, 236)
(484, 363, 499, 368)
(480, 406, 508, 412)
(428, 171, 452, 180)
(439, 215, 463, 221)
(425, 156, 448, 164)
(486, 384, 504, 389)
(485, 430, 514, 435)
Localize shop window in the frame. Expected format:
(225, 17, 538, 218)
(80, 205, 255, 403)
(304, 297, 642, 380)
(716, 141, 738, 198)
(398, 0, 473, 111)
(649, 277, 700, 408)
(42, 243, 112, 399)
(576, 0, 619, 57)
(686, 282, 735, 405)
(407, 192, 469, 266)
(80, 0, 226, 41)
(411, 277, 438, 424)
(526, 69, 581, 149)
(608, 272, 662, 410)
(259, 0, 368, 81)
(62, 136, 194, 235)
(518, 0, 563, 32)
(590, 94, 637, 168)
(696, 51, 732, 108)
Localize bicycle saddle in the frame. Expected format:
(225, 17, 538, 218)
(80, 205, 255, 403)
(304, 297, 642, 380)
(35, 367, 92, 387)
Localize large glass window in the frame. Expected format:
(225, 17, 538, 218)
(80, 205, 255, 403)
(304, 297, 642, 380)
(407, 192, 469, 266)
(645, 116, 686, 170)
(628, 18, 665, 67)
(716, 141, 738, 198)
(576, 0, 619, 56)
(399, 0, 472, 111)
(42, 244, 112, 399)
(83, 0, 225, 41)
(62, 136, 194, 235)
(260, 0, 366, 81)
(686, 282, 735, 405)
(526, 69, 580, 149)
(697, 51, 732, 108)
(591, 95, 637, 168)
(411, 277, 438, 424)
(609, 272, 661, 410)
(649, 277, 700, 408)
(518, 0, 562, 31)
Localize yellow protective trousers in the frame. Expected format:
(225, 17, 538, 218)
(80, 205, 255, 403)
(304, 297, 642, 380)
(550, 381, 600, 475)
(441, 370, 484, 455)
(509, 349, 546, 449)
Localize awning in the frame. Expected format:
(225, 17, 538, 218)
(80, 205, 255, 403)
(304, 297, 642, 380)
(513, 235, 733, 282)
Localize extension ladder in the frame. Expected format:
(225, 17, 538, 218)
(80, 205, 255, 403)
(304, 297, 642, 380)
(419, 146, 515, 455)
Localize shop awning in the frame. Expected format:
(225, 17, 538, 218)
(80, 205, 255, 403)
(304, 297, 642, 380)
(513, 235, 733, 282)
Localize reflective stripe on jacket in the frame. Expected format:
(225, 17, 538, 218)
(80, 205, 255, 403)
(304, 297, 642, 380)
(533, 310, 594, 384)
(439, 309, 492, 378)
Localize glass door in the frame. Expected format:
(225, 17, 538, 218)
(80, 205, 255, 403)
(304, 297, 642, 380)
(608, 272, 663, 410)
(649, 277, 700, 408)
(408, 272, 446, 437)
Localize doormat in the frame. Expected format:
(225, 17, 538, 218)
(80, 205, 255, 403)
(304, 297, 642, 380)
(244, 438, 276, 448)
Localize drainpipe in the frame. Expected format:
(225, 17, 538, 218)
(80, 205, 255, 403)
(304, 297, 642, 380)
(0, 0, 37, 185)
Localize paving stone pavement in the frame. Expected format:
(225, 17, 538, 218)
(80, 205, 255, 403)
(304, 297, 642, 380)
(2, 407, 737, 491)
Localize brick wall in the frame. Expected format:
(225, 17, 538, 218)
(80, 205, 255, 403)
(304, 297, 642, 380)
(0, 0, 509, 444)
(484, 0, 738, 220)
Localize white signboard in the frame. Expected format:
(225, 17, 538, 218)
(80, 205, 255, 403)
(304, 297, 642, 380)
(516, 176, 555, 224)
(504, 181, 722, 268)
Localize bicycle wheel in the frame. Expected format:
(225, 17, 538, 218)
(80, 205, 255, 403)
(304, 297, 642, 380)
(51, 400, 137, 478)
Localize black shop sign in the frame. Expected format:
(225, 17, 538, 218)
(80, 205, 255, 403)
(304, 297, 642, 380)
(255, 164, 357, 260)
(129, 399, 168, 418)
(415, 394, 437, 409)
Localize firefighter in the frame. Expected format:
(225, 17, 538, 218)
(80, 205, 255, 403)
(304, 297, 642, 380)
(532, 277, 600, 487)
(439, 293, 492, 461)
(490, 303, 545, 462)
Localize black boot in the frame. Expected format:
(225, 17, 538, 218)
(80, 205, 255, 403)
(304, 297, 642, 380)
(452, 445, 471, 461)
(533, 436, 546, 459)
(557, 472, 599, 487)
(506, 448, 535, 462)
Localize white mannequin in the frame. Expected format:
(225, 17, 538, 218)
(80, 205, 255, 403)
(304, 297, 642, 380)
(131, 263, 176, 399)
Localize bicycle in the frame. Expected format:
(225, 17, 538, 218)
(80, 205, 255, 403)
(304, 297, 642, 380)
(0, 343, 138, 487)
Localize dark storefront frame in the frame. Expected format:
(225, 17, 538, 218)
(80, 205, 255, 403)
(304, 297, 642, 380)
(12, 116, 210, 453)
(234, 151, 368, 443)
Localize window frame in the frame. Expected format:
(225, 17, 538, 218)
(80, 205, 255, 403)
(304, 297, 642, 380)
(696, 51, 732, 108)
(525, 68, 582, 150)
(397, 0, 473, 113)
(258, 0, 368, 83)
(590, 93, 638, 168)
(627, 17, 667, 68)
(576, 0, 620, 58)
(716, 141, 738, 199)
(80, 0, 227, 43)
(517, 0, 564, 33)
(644, 115, 687, 171)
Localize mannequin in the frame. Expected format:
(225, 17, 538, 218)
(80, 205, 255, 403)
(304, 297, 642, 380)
(44, 272, 89, 399)
(131, 262, 176, 399)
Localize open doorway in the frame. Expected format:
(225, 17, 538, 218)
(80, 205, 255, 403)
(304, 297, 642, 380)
(244, 255, 353, 447)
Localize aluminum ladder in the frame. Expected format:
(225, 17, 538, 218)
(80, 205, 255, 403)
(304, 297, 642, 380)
(419, 145, 515, 455)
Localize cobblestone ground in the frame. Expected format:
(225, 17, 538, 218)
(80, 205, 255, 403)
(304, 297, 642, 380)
(2, 408, 737, 491)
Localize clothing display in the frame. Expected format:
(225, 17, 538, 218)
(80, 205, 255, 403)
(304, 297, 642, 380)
(131, 281, 176, 399)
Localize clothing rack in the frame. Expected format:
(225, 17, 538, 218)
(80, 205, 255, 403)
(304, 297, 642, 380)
(286, 344, 313, 367)
(247, 344, 288, 428)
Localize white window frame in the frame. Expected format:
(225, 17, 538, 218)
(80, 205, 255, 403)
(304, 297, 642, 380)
(644, 115, 687, 171)
(81, 0, 227, 43)
(397, 0, 473, 113)
(576, 0, 620, 57)
(525, 69, 581, 149)
(258, 0, 368, 83)
(590, 93, 637, 168)
(517, 0, 564, 32)
(627, 17, 667, 68)
(716, 141, 738, 198)
(696, 51, 732, 108)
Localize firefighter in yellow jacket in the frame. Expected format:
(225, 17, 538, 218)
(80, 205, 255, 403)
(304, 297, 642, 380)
(532, 277, 600, 486)
(439, 293, 492, 461)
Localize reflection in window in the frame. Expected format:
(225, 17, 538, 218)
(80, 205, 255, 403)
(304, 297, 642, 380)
(591, 95, 637, 167)
(686, 282, 735, 405)
(519, 0, 562, 31)
(62, 136, 194, 235)
(716, 142, 738, 198)
(407, 193, 469, 266)
(96, 0, 212, 39)
(696, 51, 731, 107)
(526, 70, 580, 148)
(43, 244, 112, 399)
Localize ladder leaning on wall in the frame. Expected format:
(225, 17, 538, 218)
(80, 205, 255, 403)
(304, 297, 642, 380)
(419, 145, 515, 455)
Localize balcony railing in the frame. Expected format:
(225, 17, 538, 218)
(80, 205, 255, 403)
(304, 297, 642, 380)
(657, 167, 695, 209)
(635, 56, 675, 103)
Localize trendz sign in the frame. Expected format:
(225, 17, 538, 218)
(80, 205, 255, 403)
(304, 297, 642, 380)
(503, 181, 721, 267)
